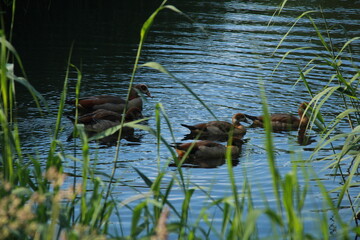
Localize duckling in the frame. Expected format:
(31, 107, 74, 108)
(168, 155, 240, 168)
(67, 107, 142, 142)
(244, 102, 309, 131)
(66, 84, 151, 115)
(181, 113, 248, 139)
(172, 140, 241, 162)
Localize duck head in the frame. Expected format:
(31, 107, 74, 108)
(131, 84, 152, 99)
(232, 113, 249, 126)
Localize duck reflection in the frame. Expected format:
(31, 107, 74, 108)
(297, 128, 316, 146)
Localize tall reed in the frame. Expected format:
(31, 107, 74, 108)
(273, 5, 360, 232)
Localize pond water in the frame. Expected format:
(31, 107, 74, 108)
(13, 0, 360, 238)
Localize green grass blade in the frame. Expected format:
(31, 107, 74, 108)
(131, 201, 147, 238)
(180, 188, 195, 238)
(272, 11, 317, 56)
(272, 47, 311, 74)
(141, 61, 218, 120)
(259, 81, 282, 214)
(308, 16, 331, 53)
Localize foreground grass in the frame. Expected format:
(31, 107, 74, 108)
(0, 0, 359, 239)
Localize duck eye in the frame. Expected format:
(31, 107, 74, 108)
(141, 85, 147, 90)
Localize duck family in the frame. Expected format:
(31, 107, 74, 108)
(66, 85, 312, 167)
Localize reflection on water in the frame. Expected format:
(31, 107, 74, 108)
(13, 0, 360, 237)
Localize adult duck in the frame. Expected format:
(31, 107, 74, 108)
(169, 152, 240, 168)
(76, 107, 143, 123)
(66, 84, 151, 114)
(244, 102, 309, 131)
(172, 140, 241, 162)
(67, 107, 143, 141)
(181, 113, 248, 139)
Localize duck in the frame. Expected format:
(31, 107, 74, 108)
(172, 140, 241, 163)
(168, 154, 240, 168)
(67, 107, 143, 142)
(181, 113, 248, 139)
(244, 102, 309, 131)
(75, 107, 143, 124)
(66, 84, 151, 115)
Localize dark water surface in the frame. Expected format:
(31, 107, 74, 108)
(13, 0, 360, 238)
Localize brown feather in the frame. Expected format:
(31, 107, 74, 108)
(246, 102, 309, 131)
(67, 84, 150, 114)
(181, 113, 247, 139)
(172, 140, 241, 162)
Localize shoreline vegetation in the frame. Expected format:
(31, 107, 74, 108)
(1, 0, 359, 239)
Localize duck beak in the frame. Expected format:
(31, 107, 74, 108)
(146, 91, 152, 98)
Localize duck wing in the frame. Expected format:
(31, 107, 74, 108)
(181, 123, 207, 132)
(78, 95, 126, 108)
(269, 113, 300, 131)
(77, 109, 122, 124)
(206, 121, 233, 132)
(270, 113, 299, 122)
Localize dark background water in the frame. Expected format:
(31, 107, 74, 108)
(3, 0, 360, 238)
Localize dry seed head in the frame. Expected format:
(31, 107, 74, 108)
(151, 208, 169, 240)
(0, 214, 9, 225)
(30, 192, 46, 204)
(59, 184, 82, 200)
(16, 204, 35, 222)
(0, 194, 37, 239)
(45, 167, 66, 187)
(4, 182, 11, 192)
(8, 196, 21, 216)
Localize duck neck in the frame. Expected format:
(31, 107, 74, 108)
(232, 119, 242, 129)
(129, 88, 140, 100)
(298, 111, 309, 129)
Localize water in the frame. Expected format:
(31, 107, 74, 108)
(12, 0, 360, 238)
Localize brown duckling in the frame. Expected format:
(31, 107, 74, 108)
(66, 84, 151, 115)
(169, 155, 240, 168)
(181, 113, 248, 139)
(72, 107, 142, 125)
(172, 140, 241, 162)
(244, 102, 309, 131)
(67, 107, 143, 141)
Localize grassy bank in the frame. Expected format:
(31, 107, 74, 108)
(0, 0, 359, 239)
